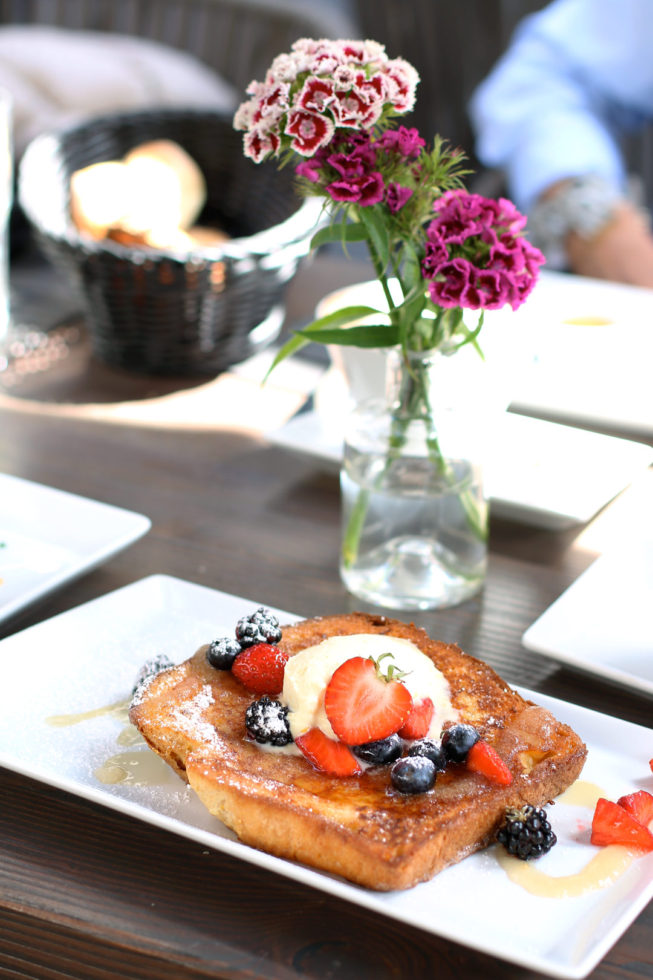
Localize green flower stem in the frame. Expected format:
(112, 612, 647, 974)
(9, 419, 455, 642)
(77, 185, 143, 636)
(342, 344, 488, 571)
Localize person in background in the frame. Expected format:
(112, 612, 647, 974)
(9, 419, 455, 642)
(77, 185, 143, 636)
(469, 0, 653, 287)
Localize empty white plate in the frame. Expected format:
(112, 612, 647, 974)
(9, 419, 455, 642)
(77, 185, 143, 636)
(0, 472, 151, 624)
(523, 537, 653, 696)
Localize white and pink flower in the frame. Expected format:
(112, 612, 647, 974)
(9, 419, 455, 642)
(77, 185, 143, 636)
(233, 37, 421, 163)
(285, 109, 335, 156)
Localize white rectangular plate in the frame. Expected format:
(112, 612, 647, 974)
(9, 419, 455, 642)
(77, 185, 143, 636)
(523, 537, 653, 696)
(508, 271, 653, 435)
(0, 473, 151, 624)
(270, 410, 653, 530)
(0, 574, 650, 978)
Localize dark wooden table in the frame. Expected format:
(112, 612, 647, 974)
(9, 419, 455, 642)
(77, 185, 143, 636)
(0, 253, 651, 980)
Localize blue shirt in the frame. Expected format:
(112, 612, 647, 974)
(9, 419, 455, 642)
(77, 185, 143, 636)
(469, 0, 653, 211)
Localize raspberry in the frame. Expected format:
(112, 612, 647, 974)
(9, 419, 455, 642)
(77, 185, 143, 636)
(231, 642, 289, 694)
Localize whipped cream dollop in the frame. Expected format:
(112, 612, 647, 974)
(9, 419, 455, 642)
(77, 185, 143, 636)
(282, 633, 457, 743)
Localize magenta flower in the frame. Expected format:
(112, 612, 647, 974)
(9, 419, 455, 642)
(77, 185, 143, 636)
(326, 173, 385, 206)
(379, 126, 425, 159)
(422, 190, 544, 312)
(386, 182, 413, 213)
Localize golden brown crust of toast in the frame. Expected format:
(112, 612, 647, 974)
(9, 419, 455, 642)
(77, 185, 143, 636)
(129, 612, 587, 890)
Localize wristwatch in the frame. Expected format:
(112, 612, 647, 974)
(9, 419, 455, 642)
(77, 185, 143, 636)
(527, 175, 622, 269)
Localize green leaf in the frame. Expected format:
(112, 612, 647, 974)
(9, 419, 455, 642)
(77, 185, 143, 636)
(306, 304, 384, 330)
(358, 208, 390, 270)
(297, 322, 400, 347)
(263, 305, 387, 380)
(264, 333, 311, 380)
(310, 222, 369, 251)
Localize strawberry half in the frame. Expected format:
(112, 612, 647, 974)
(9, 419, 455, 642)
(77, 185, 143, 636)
(466, 740, 513, 785)
(591, 798, 653, 851)
(616, 790, 653, 830)
(295, 727, 361, 776)
(231, 643, 289, 694)
(324, 655, 413, 746)
(398, 697, 434, 739)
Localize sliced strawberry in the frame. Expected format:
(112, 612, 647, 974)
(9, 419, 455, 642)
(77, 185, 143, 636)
(324, 655, 413, 746)
(616, 790, 653, 830)
(466, 740, 513, 785)
(591, 798, 653, 851)
(295, 727, 361, 776)
(398, 697, 434, 739)
(231, 643, 289, 694)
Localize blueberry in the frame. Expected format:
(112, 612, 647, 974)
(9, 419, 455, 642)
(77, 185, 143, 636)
(353, 734, 402, 765)
(407, 738, 447, 771)
(207, 636, 241, 670)
(441, 724, 480, 762)
(391, 756, 436, 794)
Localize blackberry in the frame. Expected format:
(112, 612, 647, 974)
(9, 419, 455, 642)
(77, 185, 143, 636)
(206, 636, 242, 670)
(407, 738, 447, 771)
(236, 607, 282, 647)
(497, 805, 557, 860)
(391, 755, 437, 794)
(245, 696, 293, 746)
(132, 654, 174, 697)
(353, 734, 402, 765)
(441, 723, 480, 763)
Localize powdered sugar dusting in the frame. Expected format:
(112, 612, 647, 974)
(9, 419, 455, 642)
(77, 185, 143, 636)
(171, 685, 220, 747)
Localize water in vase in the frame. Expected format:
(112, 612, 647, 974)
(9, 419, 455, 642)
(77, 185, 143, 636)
(340, 445, 487, 611)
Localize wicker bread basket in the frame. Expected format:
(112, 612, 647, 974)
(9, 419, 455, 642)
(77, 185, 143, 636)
(18, 107, 321, 375)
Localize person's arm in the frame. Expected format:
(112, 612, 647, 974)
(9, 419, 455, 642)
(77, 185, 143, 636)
(469, 0, 653, 282)
(531, 176, 653, 286)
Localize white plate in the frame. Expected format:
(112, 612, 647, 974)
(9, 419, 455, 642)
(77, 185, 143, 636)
(507, 271, 653, 435)
(270, 409, 653, 530)
(0, 574, 650, 979)
(0, 473, 151, 624)
(523, 537, 653, 696)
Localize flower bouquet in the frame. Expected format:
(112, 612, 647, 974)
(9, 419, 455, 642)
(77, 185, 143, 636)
(234, 38, 544, 609)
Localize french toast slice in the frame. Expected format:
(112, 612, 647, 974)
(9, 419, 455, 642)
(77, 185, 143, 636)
(129, 611, 587, 890)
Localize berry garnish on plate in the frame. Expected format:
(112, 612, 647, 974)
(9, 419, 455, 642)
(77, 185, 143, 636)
(353, 734, 402, 765)
(466, 740, 513, 785)
(206, 637, 241, 670)
(324, 653, 413, 746)
(398, 697, 434, 739)
(591, 797, 653, 851)
(616, 790, 653, 830)
(295, 727, 361, 776)
(441, 723, 480, 762)
(407, 738, 447, 771)
(132, 654, 174, 696)
(232, 643, 289, 694)
(391, 755, 437, 794)
(235, 608, 282, 647)
(497, 805, 557, 860)
(245, 695, 293, 746)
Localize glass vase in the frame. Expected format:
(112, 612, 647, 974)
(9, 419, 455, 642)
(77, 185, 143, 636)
(339, 345, 489, 611)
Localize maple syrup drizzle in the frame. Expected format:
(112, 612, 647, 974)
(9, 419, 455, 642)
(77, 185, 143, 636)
(94, 749, 171, 786)
(496, 780, 635, 897)
(46, 697, 130, 727)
